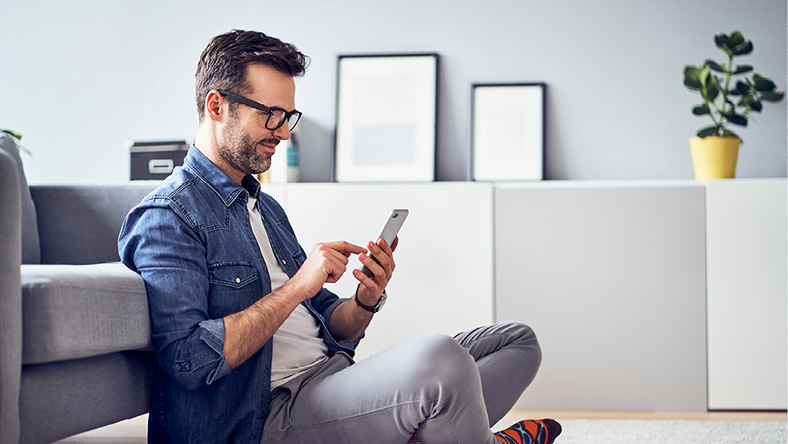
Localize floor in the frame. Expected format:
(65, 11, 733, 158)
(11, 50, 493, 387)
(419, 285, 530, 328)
(492, 410, 787, 431)
(500, 409, 787, 423)
(61, 410, 787, 442)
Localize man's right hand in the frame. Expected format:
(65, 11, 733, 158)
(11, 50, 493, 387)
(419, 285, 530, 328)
(223, 240, 366, 369)
(288, 241, 367, 301)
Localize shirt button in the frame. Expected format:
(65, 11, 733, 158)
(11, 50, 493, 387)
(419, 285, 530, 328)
(260, 412, 266, 419)
(235, 277, 241, 284)
(282, 260, 286, 265)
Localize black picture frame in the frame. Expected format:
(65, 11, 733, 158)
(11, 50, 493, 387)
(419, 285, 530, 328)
(470, 83, 546, 181)
(334, 53, 439, 182)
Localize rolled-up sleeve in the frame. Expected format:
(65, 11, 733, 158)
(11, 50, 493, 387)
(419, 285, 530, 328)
(119, 201, 231, 391)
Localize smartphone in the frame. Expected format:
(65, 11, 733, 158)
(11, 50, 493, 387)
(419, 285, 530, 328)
(359, 209, 409, 277)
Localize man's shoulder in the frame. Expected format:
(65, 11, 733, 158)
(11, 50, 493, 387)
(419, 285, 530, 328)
(139, 165, 207, 207)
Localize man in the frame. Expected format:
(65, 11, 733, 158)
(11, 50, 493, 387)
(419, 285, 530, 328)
(119, 29, 560, 444)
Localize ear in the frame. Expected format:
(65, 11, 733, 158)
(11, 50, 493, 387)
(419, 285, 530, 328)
(204, 90, 224, 122)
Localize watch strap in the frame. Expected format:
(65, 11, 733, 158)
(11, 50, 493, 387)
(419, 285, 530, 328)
(354, 289, 386, 313)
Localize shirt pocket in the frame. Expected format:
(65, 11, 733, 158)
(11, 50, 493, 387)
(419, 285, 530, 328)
(207, 262, 259, 316)
(291, 250, 307, 268)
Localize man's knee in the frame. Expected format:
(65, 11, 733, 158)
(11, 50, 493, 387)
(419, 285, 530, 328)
(406, 333, 479, 385)
(501, 322, 540, 347)
(503, 321, 542, 364)
(454, 321, 542, 368)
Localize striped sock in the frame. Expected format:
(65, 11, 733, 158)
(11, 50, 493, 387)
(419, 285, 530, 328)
(494, 419, 562, 444)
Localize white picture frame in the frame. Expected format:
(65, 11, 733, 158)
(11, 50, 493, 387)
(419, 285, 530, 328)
(334, 54, 438, 182)
(471, 83, 545, 181)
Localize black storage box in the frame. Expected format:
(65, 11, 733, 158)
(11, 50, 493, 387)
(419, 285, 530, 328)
(129, 141, 190, 180)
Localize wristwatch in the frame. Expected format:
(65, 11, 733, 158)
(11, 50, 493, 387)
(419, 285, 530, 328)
(355, 289, 387, 313)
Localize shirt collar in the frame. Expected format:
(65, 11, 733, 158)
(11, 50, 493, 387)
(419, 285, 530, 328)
(183, 145, 259, 206)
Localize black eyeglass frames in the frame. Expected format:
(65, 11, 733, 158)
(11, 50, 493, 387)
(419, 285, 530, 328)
(217, 90, 302, 132)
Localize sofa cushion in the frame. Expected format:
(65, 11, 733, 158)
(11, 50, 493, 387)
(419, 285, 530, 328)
(30, 183, 157, 265)
(0, 134, 40, 264)
(21, 262, 153, 365)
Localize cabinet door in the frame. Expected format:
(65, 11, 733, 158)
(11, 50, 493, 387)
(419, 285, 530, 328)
(706, 179, 787, 410)
(495, 184, 707, 410)
(283, 183, 495, 361)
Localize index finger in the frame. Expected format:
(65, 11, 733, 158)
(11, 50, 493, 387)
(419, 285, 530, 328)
(323, 240, 367, 257)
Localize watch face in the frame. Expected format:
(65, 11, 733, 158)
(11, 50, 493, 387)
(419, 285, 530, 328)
(375, 291, 387, 311)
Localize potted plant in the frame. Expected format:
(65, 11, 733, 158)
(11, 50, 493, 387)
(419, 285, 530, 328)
(1, 128, 33, 156)
(683, 31, 784, 180)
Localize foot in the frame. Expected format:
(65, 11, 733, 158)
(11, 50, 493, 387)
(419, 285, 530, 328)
(494, 419, 562, 444)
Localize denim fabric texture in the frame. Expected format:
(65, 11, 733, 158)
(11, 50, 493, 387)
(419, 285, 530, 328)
(119, 146, 358, 444)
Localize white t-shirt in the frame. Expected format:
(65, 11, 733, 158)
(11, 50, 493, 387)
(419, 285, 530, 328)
(247, 197, 329, 390)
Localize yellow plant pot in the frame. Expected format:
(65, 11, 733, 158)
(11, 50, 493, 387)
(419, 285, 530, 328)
(689, 136, 740, 180)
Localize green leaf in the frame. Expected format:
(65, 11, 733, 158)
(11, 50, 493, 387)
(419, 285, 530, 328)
(727, 88, 742, 96)
(705, 60, 724, 72)
(721, 129, 742, 141)
(732, 40, 753, 56)
(748, 99, 763, 112)
(0, 129, 22, 140)
(754, 76, 777, 92)
(714, 34, 730, 51)
(736, 81, 751, 95)
(698, 64, 711, 82)
(729, 31, 746, 49)
(684, 65, 700, 79)
(684, 79, 702, 90)
(723, 112, 748, 126)
(760, 91, 785, 102)
(683, 66, 702, 90)
(707, 82, 719, 102)
(734, 65, 753, 74)
(692, 105, 711, 115)
(697, 126, 720, 138)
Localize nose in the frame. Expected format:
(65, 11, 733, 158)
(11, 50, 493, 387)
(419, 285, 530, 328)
(272, 123, 291, 141)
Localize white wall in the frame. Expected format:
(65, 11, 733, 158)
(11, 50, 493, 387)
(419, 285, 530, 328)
(1, 0, 785, 184)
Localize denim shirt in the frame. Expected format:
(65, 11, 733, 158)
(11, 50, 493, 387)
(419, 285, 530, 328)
(118, 146, 358, 444)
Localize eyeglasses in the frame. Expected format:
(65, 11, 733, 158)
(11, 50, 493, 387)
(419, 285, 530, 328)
(217, 90, 302, 132)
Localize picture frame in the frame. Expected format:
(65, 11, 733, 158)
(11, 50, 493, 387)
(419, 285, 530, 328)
(334, 53, 438, 182)
(470, 83, 546, 181)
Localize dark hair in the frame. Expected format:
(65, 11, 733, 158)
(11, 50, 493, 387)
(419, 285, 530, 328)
(195, 30, 310, 120)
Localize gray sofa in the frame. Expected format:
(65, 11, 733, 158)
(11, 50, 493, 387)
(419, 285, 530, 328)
(0, 134, 158, 443)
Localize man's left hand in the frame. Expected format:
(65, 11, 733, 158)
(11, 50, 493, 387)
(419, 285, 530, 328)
(352, 237, 398, 306)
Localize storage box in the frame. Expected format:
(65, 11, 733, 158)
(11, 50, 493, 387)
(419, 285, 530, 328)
(129, 141, 190, 180)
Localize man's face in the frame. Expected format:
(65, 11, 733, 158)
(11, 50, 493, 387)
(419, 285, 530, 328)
(215, 64, 296, 177)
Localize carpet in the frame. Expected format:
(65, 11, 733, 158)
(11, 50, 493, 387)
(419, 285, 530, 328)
(57, 418, 788, 443)
(555, 419, 787, 444)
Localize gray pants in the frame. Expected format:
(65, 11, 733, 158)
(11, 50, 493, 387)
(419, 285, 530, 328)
(262, 322, 541, 444)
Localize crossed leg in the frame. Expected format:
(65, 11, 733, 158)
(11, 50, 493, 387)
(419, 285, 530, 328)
(262, 322, 545, 444)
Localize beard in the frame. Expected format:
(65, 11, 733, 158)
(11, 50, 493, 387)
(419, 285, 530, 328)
(216, 114, 278, 176)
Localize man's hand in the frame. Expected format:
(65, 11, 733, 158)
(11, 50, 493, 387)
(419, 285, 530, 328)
(289, 241, 368, 301)
(353, 237, 398, 306)
(224, 240, 365, 369)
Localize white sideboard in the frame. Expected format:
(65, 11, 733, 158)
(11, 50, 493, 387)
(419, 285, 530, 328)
(705, 179, 787, 410)
(495, 182, 708, 410)
(260, 179, 787, 411)
(276, 182, 495, 361)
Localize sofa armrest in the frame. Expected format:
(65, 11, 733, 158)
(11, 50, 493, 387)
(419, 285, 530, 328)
(0, 149, 22, 443)
(21, 262, 153, 365)
(30, 183, 158, 265)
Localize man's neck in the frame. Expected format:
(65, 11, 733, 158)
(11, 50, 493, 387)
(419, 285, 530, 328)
(194, 125, 245, 184)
